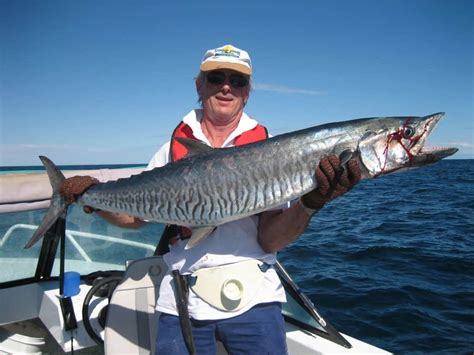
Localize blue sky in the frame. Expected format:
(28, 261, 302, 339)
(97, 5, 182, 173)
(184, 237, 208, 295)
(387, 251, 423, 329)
(1, 0, 472, 165)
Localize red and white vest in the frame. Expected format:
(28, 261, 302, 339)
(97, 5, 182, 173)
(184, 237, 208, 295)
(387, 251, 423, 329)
(169, 121, 269, 162)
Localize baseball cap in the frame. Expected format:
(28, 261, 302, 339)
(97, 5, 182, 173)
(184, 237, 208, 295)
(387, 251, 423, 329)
(200, 44, 252, 75)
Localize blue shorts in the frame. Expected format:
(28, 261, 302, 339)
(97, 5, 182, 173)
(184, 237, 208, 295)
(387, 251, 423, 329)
(155, 302, 288, 355)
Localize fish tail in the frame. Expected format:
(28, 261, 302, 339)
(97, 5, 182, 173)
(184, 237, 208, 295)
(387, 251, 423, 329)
(24, 156, 69, 248)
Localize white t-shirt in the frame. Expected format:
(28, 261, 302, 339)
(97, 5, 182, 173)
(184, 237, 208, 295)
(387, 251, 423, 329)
(149, 109, 286, 320)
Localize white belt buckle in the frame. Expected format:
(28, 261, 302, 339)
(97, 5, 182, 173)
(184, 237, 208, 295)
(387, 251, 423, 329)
(221, 278, 244, 309)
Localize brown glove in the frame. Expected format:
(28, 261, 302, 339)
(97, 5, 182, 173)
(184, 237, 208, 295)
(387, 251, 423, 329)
(60, 176, 99, 213)
(301, 155, 361, 211)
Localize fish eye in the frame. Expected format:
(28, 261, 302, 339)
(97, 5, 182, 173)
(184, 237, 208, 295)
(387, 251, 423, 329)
(403, 126, 415, 139)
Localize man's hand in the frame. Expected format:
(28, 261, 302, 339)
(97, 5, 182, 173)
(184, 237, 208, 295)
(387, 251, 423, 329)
(60, 176, 99, 212)
(301, 155, 361, 211)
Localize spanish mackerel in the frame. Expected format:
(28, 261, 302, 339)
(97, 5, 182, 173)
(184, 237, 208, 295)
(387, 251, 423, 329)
(25, 112, 457, 249)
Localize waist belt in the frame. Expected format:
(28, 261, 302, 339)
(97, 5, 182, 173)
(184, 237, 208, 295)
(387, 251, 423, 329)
(186, 260, 271, 312)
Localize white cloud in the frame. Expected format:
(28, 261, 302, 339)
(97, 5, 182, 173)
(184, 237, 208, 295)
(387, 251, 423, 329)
(253, 83, 326, 96)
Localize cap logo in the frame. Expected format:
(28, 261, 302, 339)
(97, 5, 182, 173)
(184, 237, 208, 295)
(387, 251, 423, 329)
(214, 45, 240, 59)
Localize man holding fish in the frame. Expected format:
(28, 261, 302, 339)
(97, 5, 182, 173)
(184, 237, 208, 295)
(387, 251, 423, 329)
(60, 44, 361, 354)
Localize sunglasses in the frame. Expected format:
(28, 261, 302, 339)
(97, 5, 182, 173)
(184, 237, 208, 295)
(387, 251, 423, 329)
(206, 71, 249, 89)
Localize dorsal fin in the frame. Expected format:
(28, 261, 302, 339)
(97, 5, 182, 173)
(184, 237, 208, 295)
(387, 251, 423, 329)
(175, 137, 214, 158)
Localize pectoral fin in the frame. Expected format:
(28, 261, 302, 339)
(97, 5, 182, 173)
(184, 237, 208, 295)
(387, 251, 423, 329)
(339, 149, 355, 166)
(184, 226, 216, 249)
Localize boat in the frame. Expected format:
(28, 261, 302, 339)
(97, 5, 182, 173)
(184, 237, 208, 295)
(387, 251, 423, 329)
(0, 166, 391, 354)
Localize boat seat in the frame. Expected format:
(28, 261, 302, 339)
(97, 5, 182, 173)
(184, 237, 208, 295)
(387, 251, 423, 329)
(104, 256, 167, 355)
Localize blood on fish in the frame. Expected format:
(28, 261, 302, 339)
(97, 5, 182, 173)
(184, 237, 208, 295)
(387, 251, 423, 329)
(377, 118, 429, 176)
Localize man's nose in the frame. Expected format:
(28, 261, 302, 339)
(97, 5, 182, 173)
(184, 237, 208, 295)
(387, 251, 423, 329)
(221, 83, 232, 93)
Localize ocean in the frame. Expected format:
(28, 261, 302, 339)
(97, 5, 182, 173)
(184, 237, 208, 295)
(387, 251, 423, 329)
(279, 159, 474, 354)
(1, 160, 473, 353)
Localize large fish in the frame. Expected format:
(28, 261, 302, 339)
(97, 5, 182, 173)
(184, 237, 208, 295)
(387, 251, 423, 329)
(25, 112, 457, 249)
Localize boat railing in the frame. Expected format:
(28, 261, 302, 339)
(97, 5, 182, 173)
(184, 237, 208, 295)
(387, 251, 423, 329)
(0, 223, 155, 262)
(0, 167, 159, 285)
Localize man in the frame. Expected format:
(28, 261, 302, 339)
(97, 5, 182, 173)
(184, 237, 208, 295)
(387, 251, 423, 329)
(61, 44, 360, 354)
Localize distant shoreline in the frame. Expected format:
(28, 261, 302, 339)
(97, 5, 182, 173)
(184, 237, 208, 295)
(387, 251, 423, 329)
(0, 164, 147, 173)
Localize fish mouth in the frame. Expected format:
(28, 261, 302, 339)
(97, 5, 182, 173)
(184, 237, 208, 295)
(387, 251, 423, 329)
(412, 112, 458, 165)
(413, 146, 459, 165)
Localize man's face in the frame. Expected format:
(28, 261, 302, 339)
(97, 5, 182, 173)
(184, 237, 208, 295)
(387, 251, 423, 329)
(197, 69, 250, 123)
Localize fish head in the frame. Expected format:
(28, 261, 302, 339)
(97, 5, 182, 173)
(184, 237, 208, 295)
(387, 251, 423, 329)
(358, 112, 458, 177)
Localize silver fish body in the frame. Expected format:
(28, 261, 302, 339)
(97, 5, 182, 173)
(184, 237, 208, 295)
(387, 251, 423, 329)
(25, 113, 457, 248)
(80, 129, 339, 227)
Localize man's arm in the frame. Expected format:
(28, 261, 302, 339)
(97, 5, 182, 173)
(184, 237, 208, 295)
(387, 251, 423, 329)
(258, 155, 361, 253)
(95, 211, 145, 229)
(258, 204, 312, 253)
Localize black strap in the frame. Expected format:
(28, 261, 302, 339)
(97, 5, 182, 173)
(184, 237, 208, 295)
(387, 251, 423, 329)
(59, 215, 66, 295)
(172, 270, 196, 355)
(155, 227, 196, 354)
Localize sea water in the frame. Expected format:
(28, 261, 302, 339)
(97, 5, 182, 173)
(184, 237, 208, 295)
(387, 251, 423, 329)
(280, 159, 474, 354)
